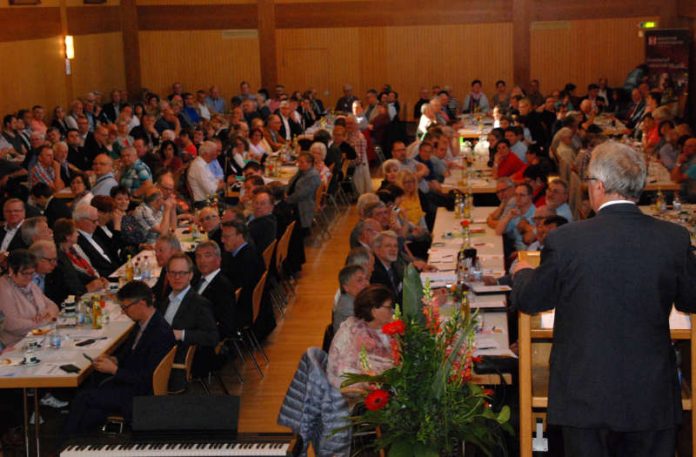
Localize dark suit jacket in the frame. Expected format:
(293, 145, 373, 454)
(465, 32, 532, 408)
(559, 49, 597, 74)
(278, 115, 303, 140)
(45, 197, 72, 227)
(67, 145, 90, 171)
(159, 288, 219, 362)
(44, 249, 95, 304)
(112, 310, 175, 396)
(93, 225, 123, 263)
(0, 225, 26, 252)
(152, 266, 171, 307)
(82, 133, 108, 167)
(77, 232, 118, 278)
(221, 243, 264, 327)
(198, 271, 241, 338)
(512, 203, 696, 430)
(370, 258, 403, 300)
(249, 214, 277, 256)
(102, 103, 126, 123)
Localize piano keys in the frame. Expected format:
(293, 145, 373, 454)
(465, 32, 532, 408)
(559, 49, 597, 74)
(60, 433, 300, 457)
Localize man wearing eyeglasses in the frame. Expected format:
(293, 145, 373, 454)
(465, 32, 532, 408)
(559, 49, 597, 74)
(64, 281, 175, 434)
(495, 183, 536, 252)
(513, 142, 696, 457)
(73, 203, 118, 277)
(160, 253, 218, 391)
(486, 177, 516, 229)
(28, 240, 57, 296)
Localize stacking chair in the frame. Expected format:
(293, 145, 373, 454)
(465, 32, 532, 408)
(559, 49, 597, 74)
(246, 270, 270, 365)
(312, 183, 332, 240)
(262, 239, 277, 271)
(168, 345, 197, 394)
(274, 221, 297, 303)
(103, 346, 177, 434)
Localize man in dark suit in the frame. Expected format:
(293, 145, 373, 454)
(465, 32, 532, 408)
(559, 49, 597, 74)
(66, 129, 90, 172)
(64, 281, 175, 433)
(369, 230, 403, 300)
(82, 125, 109, 168)
(277, 101, 303, 141)
(194, 241, 240, 339)
(512, 141, 696, 457)
(73, 203, 118, 277)
(0, 198, 27, 254)
(30, 182, 72, 227)
(160, 253, 219, 391)
(220, 220, 265, 329)
(102, 89, 126, 123)
(249, 189, 278, 254)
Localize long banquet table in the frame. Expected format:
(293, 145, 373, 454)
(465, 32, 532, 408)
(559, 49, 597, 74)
(0, 297, 134, 457)
(423, 207, 516, 383)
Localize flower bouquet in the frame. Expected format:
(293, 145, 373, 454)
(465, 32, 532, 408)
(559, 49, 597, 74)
(342, 266, 511, 457)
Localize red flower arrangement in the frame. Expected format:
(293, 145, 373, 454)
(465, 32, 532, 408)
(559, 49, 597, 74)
(381, 319, 406, 336)
(364, 389, 390, 411)
(460, 219, 471, 228)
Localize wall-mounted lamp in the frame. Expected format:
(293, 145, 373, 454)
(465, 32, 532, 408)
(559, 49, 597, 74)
(64, 35, 74, 75)
(65, 35, 75, 60)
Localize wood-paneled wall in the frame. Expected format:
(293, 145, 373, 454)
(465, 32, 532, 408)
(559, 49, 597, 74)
(71, 32, 126, 100)
(138, 30, 261, 98)
(0, 37, 66, 116)
(276, 24, 513, 119)
(530, 17, 655, 96)
(0, 1, 125, 116)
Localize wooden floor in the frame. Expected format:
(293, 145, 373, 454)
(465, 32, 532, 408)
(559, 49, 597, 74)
(224, 205, 360, 433)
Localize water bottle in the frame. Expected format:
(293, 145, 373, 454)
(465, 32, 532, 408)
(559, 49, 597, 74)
(50, 322, 62, 349)
(141, 256, 151, 281)
(673, 193, 682, 212)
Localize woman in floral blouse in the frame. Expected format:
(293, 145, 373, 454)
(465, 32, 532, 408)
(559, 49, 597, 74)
(327, 285, 395, 390)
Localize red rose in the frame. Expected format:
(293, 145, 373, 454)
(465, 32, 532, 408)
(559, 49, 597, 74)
(365, 389, 390, 411)
(460, 220, 471, 228)
(483, 388, 495, 397)
(382, 319, 406, 336)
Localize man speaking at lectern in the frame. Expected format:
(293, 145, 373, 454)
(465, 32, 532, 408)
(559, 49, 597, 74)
(512, 141, 696, 457)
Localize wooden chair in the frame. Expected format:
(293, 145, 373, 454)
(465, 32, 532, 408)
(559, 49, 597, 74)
(261, 239, 277, 271)
(103, 346, 177, 433)
(275, 221, 297, 299)
(312, 183, 332, 239)
(246, 270, 270, 364)
(168, 345, 197, 394)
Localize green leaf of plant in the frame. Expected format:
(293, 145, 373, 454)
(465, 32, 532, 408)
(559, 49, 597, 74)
(496, 405, 511, 424)
(388, 440, 414, 457)
(402, 264, 425, 323)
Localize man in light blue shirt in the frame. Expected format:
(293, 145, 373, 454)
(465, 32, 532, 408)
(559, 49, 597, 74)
(545, 178, 574, 222)
(505, 126, 528, 164)
(495, 183, 536, 251)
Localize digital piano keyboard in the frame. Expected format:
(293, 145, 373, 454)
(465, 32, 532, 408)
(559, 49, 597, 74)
(60, 433, 300, 457)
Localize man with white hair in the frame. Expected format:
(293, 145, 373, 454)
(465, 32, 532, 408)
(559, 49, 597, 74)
(335, 84, 358, 113)
(513, 141, 696, 457)
(278, 101, 302, 141)
(53, 141, 80, 185)
(91, 154, 118, 196)
(74, 203, 118, 277)
(369, 230, 403, 299)
(187, 140, 223, 207)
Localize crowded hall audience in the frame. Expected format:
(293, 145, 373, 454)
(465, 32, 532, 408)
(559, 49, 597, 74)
(0, 68, 695, 454)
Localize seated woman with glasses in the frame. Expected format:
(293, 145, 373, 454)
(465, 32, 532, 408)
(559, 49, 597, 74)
(0, 249, 59, 346)
(326, 285, 395, 391)
(51, 218, 109, 303)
